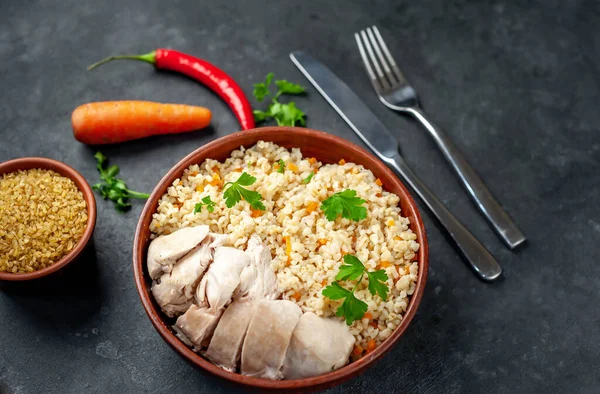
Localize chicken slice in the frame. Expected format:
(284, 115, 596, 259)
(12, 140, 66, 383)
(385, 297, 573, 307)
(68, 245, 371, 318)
(174, 305, 221, 350)
(151, 233, 227, 317)
(204, 237, 279, 371)
(282, 312, 355, 379)
(234, 235, 279, 300)
(241, 300, 302, 380)
(147, 225, 210, 280)
(196, 246, 250, 310)
(203, 300, 259, 371)
(176, 246, 251, 349)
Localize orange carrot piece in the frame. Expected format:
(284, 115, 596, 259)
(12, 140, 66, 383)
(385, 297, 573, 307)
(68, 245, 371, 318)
(375, 178, 383, 186)
(363, 312, 373, 321)
(367, 339, 376, 352)
(306, 201, 319, 213)
(353, 345, 364, 356)
(72, 101, 211, 145)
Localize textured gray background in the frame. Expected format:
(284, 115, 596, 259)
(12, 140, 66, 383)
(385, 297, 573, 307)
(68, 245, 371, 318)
(1, 0, 599, 393)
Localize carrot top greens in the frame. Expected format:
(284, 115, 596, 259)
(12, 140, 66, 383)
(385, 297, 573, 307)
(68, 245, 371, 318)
(322, 255, 389, 325)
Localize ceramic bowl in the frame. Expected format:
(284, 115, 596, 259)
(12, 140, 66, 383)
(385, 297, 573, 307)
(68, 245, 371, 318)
(0, 157, 97, 281)
(132, 127, 428, 392)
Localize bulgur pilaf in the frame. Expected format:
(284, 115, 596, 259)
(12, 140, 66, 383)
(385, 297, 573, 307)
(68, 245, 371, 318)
(150, 141, 419, 356)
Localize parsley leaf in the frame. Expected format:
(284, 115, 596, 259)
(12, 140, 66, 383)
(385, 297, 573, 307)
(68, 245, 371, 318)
(92, 152, 149, 212)
(275, 80, 305, 96)
(321, 189, 367, 222)
(253, 72, 273, 102)
(277, 159, 285, 173)
(194, 195, 216, 213)
(302, 172, 314, 184)
(322, 281, 352, 300)
(322, 255, 390, 325)
(367, 270, 389, 300)
(336, 292, 369, 326)
(336, 255, 366, 281)
(252, 73, 307, 127)
(223, 172, 265, 210)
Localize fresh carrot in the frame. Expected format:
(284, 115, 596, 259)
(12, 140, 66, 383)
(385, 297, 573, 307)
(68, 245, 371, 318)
(72, 101, 211, 145)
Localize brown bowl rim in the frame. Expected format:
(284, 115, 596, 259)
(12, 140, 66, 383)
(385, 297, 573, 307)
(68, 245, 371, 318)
(0, 157, 97, 281)
(132, 126, 428, 390)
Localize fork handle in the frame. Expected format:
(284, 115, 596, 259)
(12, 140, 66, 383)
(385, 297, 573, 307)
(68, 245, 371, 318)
(407, 108, 526, 249)
(386, 154, 502, 281)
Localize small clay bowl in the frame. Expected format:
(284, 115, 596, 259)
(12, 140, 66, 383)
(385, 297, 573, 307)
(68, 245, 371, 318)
(133, 127, 428, 392)
(0, 157, 97, 281)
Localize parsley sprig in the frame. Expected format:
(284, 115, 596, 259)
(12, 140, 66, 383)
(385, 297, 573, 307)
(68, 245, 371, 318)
(194, 196, 216, 213)
(223, 172, 265, 211)
(321, 189, 367, 222)
(253, 73, 307, 127)
(322, 255, 389, 325)
(92, 152, 149, 212)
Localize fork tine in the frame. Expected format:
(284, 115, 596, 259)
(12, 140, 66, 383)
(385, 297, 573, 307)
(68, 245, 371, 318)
(354, 33, 382, 93)
(360, 30, 390, 90)
(366, 27, 398, 86)
(371, 26, 407, 85)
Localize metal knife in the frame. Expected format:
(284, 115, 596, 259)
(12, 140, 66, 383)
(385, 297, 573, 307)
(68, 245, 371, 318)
(290, 51, 502, 281)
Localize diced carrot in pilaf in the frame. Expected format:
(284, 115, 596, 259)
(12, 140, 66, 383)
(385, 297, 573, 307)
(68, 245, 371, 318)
(306, 201, 319, 213)
(367, 339, 377, 352)
(338, 159, 346, 165)
(375, 178, 383, 186)
(287, 162, 298, 172)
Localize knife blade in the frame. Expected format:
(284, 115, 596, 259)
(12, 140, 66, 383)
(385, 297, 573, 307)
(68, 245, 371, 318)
(290, 50, 502, 281)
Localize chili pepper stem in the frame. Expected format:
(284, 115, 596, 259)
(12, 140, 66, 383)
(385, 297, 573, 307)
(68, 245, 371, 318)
(87, 51, 157, 70)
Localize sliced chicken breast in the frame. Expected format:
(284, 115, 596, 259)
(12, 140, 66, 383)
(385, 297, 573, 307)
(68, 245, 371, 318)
(235, 235, 279, 300)
(204, 299, 259, 371)
(176, 246, 251, 349)
(282, 312, 355, 379)
(196, 246, 250, 310)
(174, 304, 221, 350)
(147, 225, 210, 280)
(151, 233, 227, 317)
(241, 300, 302, 380)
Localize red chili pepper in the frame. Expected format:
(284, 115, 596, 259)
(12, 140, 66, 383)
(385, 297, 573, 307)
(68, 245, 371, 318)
(88, 49, 255, 130)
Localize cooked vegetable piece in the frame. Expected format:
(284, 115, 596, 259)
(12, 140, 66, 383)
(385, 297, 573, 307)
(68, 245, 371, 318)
(302, 172, 314, 184)
(276, 159, 285, 173)
(72, 101, 211, 144)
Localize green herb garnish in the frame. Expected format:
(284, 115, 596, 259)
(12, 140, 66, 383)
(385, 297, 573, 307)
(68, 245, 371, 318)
(302, 172, 314, 184)
(252, 72, 306, 127)
(92, 152, 149, 212)
(194, 196, 216, 213)
(277, 159, 285, 174)
(321, 189, 367, 222)
(223, 172, 265, 211)
(322, 255, 389, 325)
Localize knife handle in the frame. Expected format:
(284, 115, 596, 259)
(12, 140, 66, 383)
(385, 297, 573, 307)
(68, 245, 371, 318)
(387, 155, 502, 281)
(408, 108, 526, 249)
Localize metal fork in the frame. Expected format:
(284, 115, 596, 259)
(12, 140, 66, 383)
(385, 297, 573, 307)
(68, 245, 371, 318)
(355, 26, 526, 249)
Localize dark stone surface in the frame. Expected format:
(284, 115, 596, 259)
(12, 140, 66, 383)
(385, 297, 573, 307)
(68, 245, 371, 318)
(1, 0, 599, 392)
